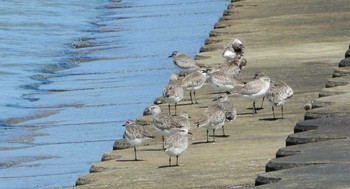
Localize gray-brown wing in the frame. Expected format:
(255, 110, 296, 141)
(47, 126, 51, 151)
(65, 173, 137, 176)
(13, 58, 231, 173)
(154, 113, 180, 130)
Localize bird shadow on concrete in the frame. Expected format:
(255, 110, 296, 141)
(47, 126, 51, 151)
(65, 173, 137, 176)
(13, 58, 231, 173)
(116, 159, 145, 162)
(259, 117, 283, 121)
(178, 103, 209, 108)
(158, 165, 179, 169)
(259, 117, 284, 121)
(214, 135, 231, 138)
(246, 107, 264, 111)
(192, 141, 215, 145)
(140, 148, 163, 152)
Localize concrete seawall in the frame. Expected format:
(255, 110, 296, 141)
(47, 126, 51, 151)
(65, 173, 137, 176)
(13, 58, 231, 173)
(73, 0, 350, 188)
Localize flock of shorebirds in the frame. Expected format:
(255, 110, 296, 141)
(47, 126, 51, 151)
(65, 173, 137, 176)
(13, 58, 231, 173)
(123, 39, 294, 166)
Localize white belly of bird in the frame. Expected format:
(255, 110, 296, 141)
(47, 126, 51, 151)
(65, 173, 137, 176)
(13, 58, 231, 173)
(165, 148, 185, 157)
(210, 82, 234, 90)
(125, 137, 152, 147)
(164, 96, 182, 104)
(156, 127, 179, 136)
(223, 50, 237, 59)
(244, 87, 269, 100)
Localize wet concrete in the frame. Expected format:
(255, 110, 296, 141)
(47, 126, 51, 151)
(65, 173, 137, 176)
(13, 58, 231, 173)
(72, 0, 350, 188)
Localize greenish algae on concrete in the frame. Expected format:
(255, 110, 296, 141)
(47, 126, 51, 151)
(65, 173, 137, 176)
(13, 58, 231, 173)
(73, 0, 350, 188)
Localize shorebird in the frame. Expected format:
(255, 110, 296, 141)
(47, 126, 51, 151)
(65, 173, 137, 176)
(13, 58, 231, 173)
(207, 68, 244, 93)
(164, 128, 189, 166)
(266, 80, 293, 119)
(252, 71, 267, 109)
(172, 113, 191, 132)
(145, 105, 188, 150)
(221, 55, 247, 75)
(219, 62, 241, 78)
(169, 51, 200, 74)
(222, 38, 245, 61)
(123, 120, 154, 161)
(197, 104, 226, 143)
(213, 94, 237, 136)
(230, 75, 271, 114)
(304, 100, 313, 111)
(181, 69, 207, 104)
(162, 73, 184, 115)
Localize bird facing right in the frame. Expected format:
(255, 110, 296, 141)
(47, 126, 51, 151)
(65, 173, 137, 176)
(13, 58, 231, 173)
(213, 94, 237, 136)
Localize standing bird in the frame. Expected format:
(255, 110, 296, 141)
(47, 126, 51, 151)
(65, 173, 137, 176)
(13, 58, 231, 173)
(172, 113, 191, 132)
(222, 38, 245, 61)
(304, 100, 313, 111)
(219, 61, 241, 78)
(197, 104, 226, 143)
(252, 71, 268, 109)
(164, 128, 189, 166)
(181, 69, 207, 104)
(162, 73, 184, 115)
(230, 76, 271, 114)
(213, 94, 237, 136)
(145, 105, 188, 150)
(207, 69, 244, 93)
(266, 80, 293, 119)
(169, 51, 200, 74)
(221, 55, 247, 75)
(123, 120, 154, 161)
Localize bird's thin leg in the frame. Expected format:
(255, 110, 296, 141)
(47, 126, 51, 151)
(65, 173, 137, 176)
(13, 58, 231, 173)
(134, 146, 137, 161)
(168, 104, 171, 115)
(222, 125, 225, 136)
(206, 130, 209, 143)
(162, 136, 165, 151)
(176, 156, 179, 166)
(272, 106, 275, 120)
(194, 90, 198, 104)
(252, 101, 257, 114)
(189, 91, 193, 104)
(260, 96, 265, 109)
(213, 129, 216, 142)
(169, 156, 171, 166)
(281, 106, 284, 119)
(174, 103, 177, 116)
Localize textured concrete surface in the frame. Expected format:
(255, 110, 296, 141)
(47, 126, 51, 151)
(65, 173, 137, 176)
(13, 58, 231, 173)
(286, 117, 350, 146)
(72, 0, 350, 188)
(267, 139, 350, 171)
(255, 17, 350, 189)
(255, 164, 350, 188)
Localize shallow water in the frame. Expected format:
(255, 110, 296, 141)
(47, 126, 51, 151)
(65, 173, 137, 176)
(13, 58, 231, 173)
(0, 0, 230, 188)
